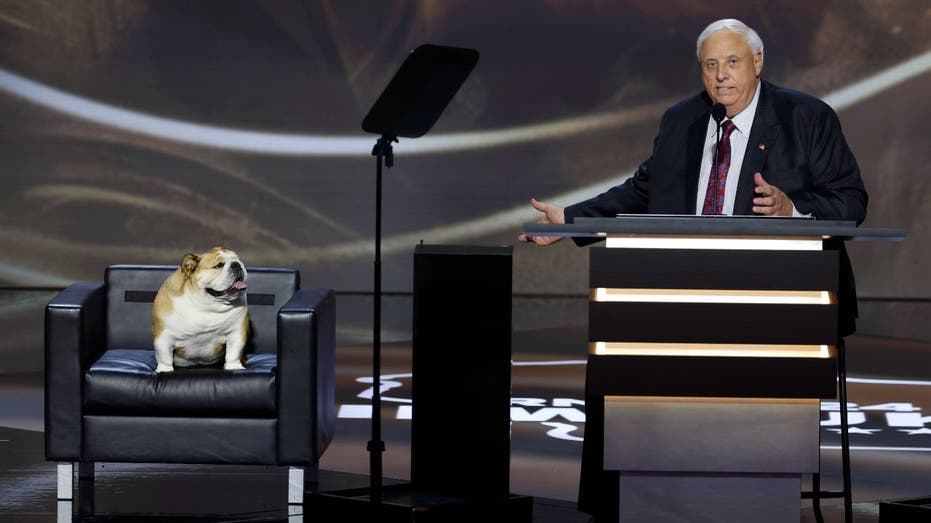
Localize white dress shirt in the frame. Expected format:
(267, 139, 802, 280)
(694, 82, 760, 215)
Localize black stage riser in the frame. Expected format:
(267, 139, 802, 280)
(412, 244, 513, 499)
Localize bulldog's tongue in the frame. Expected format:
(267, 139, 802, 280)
(232, 281, 247, 290)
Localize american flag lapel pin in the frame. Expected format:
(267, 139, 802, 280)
(758, 143, 766, 151)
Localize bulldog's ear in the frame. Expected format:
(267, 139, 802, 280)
(180, 253, 200, 275)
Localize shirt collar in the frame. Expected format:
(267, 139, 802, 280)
(726, 80, 761, 135)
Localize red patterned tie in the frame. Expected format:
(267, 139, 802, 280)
(701, 119, 736, 215)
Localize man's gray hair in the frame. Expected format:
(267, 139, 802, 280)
(696, 19, 764, 62)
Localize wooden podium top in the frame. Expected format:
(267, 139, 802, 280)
(523, 215, 905, 241)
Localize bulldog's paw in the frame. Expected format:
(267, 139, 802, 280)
(224, 361, 245, 371)
(156, 364, 174, 373)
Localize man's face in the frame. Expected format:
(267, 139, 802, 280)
(700, 30, 762, 118)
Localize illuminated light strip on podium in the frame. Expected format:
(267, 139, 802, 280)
(591, 288, 833, 304)
(604, 234, 827, 250)
(591, 341, 832, 358)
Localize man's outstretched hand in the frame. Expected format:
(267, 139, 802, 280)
(518, 198, 566, 245)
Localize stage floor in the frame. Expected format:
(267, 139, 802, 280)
(2, 333, 930, 522)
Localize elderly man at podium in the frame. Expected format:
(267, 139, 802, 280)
(520, 18, 868, 522)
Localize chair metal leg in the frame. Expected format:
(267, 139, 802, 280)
(288, 466, 304, 505)
(78, 461, 95, 515)
(57, 462, 95, 517)
(56, 462, 75, 523)
(304, 463, 319, 485)
(56, 463, 73, 500)
(56, 500, 72, 523)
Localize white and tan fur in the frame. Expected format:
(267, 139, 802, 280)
(152, 246, 250, 373)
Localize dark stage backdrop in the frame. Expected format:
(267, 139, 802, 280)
(1, 1, 929, 371)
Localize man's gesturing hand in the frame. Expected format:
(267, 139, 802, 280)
(752, 172, 793, 216)
(518, 198, 566, 245)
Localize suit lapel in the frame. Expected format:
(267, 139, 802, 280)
(684, 110, 709, 214)
(734, 80, 779, 215)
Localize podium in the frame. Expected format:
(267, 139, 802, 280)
(525, 215, 904, 521)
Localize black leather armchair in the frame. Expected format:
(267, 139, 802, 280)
(45, 265, 335, 507)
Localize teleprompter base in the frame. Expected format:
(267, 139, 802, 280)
(879, 496, 931, 522)
(306, 483, 533, 522)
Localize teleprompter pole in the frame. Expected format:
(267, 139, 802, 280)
(368, 134, 395, 501)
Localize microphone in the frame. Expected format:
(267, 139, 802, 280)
(709, 103, 726, 215)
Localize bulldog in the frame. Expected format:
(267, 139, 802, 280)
(152, 246, 250, 372)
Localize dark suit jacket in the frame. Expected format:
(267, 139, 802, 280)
(565, 79, 868, 336)
(568, 79, 869, 519)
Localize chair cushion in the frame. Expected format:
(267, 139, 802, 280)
(84, 349, 277, 416)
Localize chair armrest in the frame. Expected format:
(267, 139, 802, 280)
(277, 287, 336, 464)
(45, 282, 106, 460)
